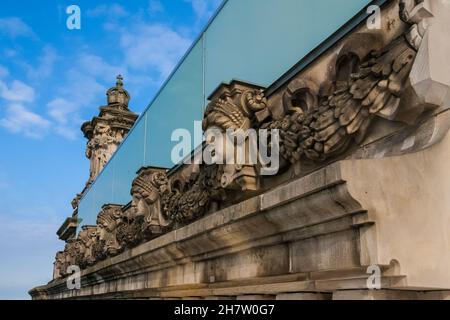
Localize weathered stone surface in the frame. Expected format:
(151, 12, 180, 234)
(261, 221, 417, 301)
(276, 293, 331, 300)
(236, 295, 276, 300)
(333, 290, 420, 300)
(31, 0, 450, 300)
(82, 75, 138, 185)
(408, 0, 450, 109)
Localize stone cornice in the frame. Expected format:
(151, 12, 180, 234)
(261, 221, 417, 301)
(30, 160, 376, 299)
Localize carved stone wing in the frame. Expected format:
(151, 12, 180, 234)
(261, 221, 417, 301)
(270, 36, 417, 163)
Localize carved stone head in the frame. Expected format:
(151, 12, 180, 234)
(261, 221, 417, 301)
(202, 82, 268, 191)
(131, 168, 171, 234)
(96, 205, 122, 241)
(62, 240, 78, 274)
(131, 169, 168, 216)
(53, 251, 65, 279)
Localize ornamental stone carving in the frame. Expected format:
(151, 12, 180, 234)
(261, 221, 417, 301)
(264, 36, 416, 163)
(115, 214, 145, 249)
(405, 0, 450, 111)
(73, 226, 97, 269)
(51, 0, 450, 280)
(203, 81, 270, 191)
(59, 240, 77, 278)
(56, 76, 139, 243)
(162, 165, 225, 223)
(130, 167, 171, 236)
(96, 205, 124, 257)
(53, 251, 65, 280)
(82, 76, 138, 184)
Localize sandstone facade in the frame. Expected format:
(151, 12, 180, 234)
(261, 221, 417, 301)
(31, 0, 450, 300)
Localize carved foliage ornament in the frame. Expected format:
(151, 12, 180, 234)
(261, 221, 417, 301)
(203, 87, 268, 132)
(162, 165, 224, 223)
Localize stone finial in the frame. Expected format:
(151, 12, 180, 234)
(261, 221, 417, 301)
(116, 74, 123, 87)
(107, 75, 130, 107)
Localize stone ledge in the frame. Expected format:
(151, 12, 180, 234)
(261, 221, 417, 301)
(31, 160, 368, 299)
(31, 124, 450, 298)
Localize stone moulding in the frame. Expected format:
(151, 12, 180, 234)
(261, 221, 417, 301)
(56, 216, 78, 242)
(31, 0, 450, 299)
(30, 135, 450, 298)
(28, 161, 388, 299)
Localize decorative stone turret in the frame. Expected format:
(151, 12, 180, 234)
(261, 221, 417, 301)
(82, 75, 138, 185)
(57, 76, 138, 243)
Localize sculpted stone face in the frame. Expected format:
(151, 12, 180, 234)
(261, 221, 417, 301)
(130, 170, 172, 236)
(201, 86, 269, 191)
(97, 222, 109, 242)
(53, 252, 65, 279)
(92, 206, 124, 258)
(74, 240, 84, 255)
(131, 193, 148, 218)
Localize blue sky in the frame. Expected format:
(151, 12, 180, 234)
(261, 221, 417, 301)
(0, 0, 222, 299)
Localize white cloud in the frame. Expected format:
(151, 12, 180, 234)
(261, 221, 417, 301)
(187, 0, 222, 21)
(47, 98, 77, 125)
(87, 4, 129, 19)
(0, 214, 61, 299)
(47, 98, 81, 140)
(0, 53, 102, 141)
(3, 48, 18, 59)
(24, 46, 59, 80)
(0, 103, 51, 139)
(55, 125, 79, 140)
(0, 76, 51, 139)
(0, 216, 60, 243)
(77, 53, 125, 81)
(45, 57, 113, 140)
(148, 0, 165, 15)
(59, 69, 105, 106)
(119, 23, 192, 81)
(0, 17, 36, 39)
(190, 0, 209, 19)
(0, 79, 35, 103)
(0, 65, 8, 78)
(0, 2, 221, 141)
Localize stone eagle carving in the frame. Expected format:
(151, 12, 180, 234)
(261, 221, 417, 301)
(264, 30, 418, 163)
